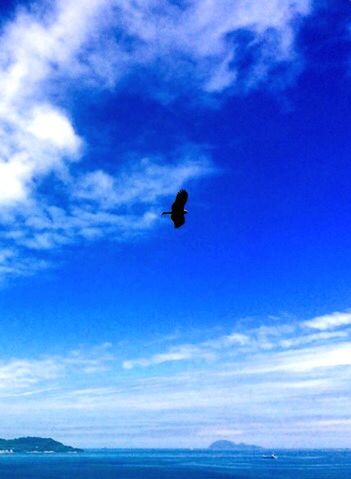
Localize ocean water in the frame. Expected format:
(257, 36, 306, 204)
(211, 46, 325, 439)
(0, 449, 350, 478)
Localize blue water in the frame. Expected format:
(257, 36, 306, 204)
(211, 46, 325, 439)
(0, 449, 350, 478)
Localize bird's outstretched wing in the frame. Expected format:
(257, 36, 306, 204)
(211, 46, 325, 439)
(171, 213, 185, 229)
(172, 189, 188, 211)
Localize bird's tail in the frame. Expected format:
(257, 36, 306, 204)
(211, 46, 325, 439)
(162, 211, 172, 215)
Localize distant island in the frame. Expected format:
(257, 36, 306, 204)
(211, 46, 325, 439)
(0, 437, 83, 454)
(209, 440, 263, 451)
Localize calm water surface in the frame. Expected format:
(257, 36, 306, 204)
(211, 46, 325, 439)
(0, 449, 350, 478)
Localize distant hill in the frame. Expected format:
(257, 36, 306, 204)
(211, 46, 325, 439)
(209, 440, 262, 451)
(0, 437, 83, 453)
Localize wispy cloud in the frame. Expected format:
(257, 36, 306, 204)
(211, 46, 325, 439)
(303, 311, 351, 331)
(242, 342, 351, 374)
(279, 330, 348, 348)
(123, 343, 216, 370)
(122, 310, 351, 370)
(0, 358, 62, 391)
(101, 0, 312, 95)
(0, 342, 115, 394)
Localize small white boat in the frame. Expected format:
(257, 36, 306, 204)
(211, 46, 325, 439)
(262, 453, 278, 460)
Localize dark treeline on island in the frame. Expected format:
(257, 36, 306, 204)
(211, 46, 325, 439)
(0, 437, 83, 453)
(209, 440, 263, 451)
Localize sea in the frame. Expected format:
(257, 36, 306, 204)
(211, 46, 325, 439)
(0, 449, 350, 478)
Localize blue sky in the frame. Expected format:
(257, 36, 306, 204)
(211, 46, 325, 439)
(0, 0, 350, 449)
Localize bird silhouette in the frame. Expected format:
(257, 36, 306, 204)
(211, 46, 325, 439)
(162, 189, 188, 228)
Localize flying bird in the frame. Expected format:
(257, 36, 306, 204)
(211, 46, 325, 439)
(162, 189, 188, 228)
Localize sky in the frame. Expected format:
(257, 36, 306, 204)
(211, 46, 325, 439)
(0, 0, 350, 449)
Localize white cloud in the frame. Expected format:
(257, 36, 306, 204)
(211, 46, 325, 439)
(122, 309, 351, 370)
(123, 331, 252, 369)
(121, 324, 294, 370)
(0, 153, 209, 265)
(204, 332, 250, 348)
(0, 0, 96, 209)
(279, 330, 348, 348)
(244, 343, 351, 374)
(75, 156, 211, 208)
(0, 343, 115, 394)
(0, 358, 62, 390)
(0, 159, 31, 204)
(28, 106, 81, 152)
(123, 344, 216, 370)
(303, 311, 351, 331)
(105, 0, 311, 95)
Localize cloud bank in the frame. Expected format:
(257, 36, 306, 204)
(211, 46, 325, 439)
(0, 308, 350, 447)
